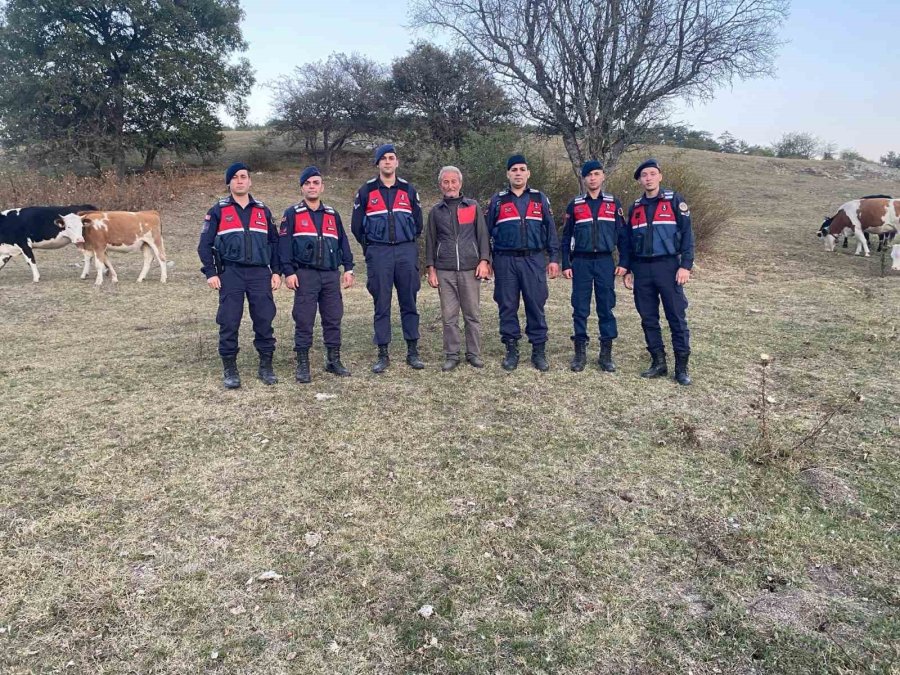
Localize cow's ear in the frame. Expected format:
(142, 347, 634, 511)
(81, 216, 91, 227)
(54, 217, 65, 229)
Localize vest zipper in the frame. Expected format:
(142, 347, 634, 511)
(243, 207, 251, 262)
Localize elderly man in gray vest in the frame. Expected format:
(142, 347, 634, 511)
(424, 166, 492, 371)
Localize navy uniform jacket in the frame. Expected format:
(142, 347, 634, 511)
(561, 191, 628, 269)
(486, 186, 560, 262)
(623, 188, 694, 271)
(278, 201, 354, 275)
(350, 176, 422, 248)
(198, 194, 279, 278)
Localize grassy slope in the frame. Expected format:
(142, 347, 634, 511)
(0, 145, 898, 674)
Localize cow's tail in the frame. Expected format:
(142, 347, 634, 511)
(154, 223, 167, 262)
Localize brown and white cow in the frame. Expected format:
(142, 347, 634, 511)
(76, 210, 167, 285)
(818, 197, 899, 256)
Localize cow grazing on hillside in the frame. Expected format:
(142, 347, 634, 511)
(77, 210, 167, 285)
(819, 197, 899, 256)
(0, 204, 96, 282)
(836, 195, 896, 252)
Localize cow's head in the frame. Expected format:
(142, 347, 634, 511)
(54, 213, 85, 244)
(819, 216, 837, 251)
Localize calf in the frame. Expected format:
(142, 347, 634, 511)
(78, 210, 167, 285)
(0, 204, 96, 282)
(819, 197, 899, 256)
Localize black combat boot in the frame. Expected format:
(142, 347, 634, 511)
(257, 353, 277, 385)
(674, 351, 692, 386)
(406, 339, 425, 369)
(598, 339, 616, 373)
(372, 344, 390, 374)
(295, 348, 311, 383)
(570, 340, 587, 372)
(441, 355, 460, 372)
(501, 339, 520, 371)
(531, 342, 549, 372)
(640, 350, 668, 378)
(325, 346, 350, 377)
(222, 356, 241, 389)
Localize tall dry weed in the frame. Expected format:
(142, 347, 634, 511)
(0, 167, 187, 211)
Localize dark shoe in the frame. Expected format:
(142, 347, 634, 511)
(441, 356, 460, 372)
(295, 348, 311, 383)
(674, 351, 692, 386)
(598, 339, 616, 372)
(372, 344, 390, 374)
(258, 353, 278, 385)
(222, 356, 241, 389)
(406, 339, 425, 370)
(531, 343, 549, 372)
(570, 340, 587, 372)
(640, 350, 668, 378)
(466, 354, 484, 368)
(501, 339, 520, 371)
(325, 346, 350, 377)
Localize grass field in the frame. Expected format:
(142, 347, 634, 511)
(1, 143, 898, 674)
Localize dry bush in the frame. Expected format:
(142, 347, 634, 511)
(0, 167, 187, 211)
(604, 157, 732, 255)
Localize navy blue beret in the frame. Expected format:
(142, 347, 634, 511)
(299, 166, 322, 185)
(581, 159, 604, 177)
(506, 154, 528, 170)
(225, 162, 249, 184)
(373, 143, 396, 165)
(633, 158, 660, 180)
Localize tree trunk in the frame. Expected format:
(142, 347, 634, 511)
(560, 128, 584, 180)
(142, 147, 158, 172)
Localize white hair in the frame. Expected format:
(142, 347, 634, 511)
(438, 165, 463, 183)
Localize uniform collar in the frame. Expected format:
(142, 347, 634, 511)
(375, 176, 401, 189)
(227, 193, 261, 208)
(582, 190, 605, 201)
(639, 187, 668, 204)
(301, 199, 325, 212)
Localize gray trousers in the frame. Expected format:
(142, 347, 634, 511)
(436, 268, 482, 358)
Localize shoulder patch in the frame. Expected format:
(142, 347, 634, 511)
(204, 214, 211, 221)
(324, 205, 335, 214)
(662, 190, 674, 200)
(497, 189, 509, 197)
(678, 202, 690, 213)
(366, 177, 377, 184)
(218, 198, 230, 206)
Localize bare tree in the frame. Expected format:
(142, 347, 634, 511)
(271, 53, 391, 169)
(411, 0, 788, 176)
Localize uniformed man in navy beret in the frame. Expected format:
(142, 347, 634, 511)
(622, 159, 695, 385)
(198, 162, 281, 389)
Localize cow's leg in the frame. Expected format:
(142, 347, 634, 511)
(93, 248, 118, 285)
(854, 229, 871, 256)
(80, 250, 93, 279)
(145, 238, 166, 283)
(136, 243, 153, 282)
(19, 243, 39, 282)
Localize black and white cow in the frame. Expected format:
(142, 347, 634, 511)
(0, 205, 97, 282)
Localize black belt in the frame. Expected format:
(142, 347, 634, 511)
(295, 263, 337, 271)
(633, 254, 678, 263)
(494, 249, 543, 257)
(572, 251, 612, 259)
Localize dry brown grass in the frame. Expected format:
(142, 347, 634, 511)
(0, 142, 898, 674)
(0, 168, 190, 212)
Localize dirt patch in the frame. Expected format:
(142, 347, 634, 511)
(799, 468, 857, 507)
(748, 588, 821, 633)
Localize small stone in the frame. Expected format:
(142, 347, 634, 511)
(418, 604, 434, 619)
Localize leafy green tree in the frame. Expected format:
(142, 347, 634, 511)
(271, 53, 390, 170)
(0, 0, 251, 176)
(390, 43, 512, 151)
(772, 132, 819, 159)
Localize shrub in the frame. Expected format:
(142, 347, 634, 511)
(0, 167, 188, 211)
(604, 158, 731, 256)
